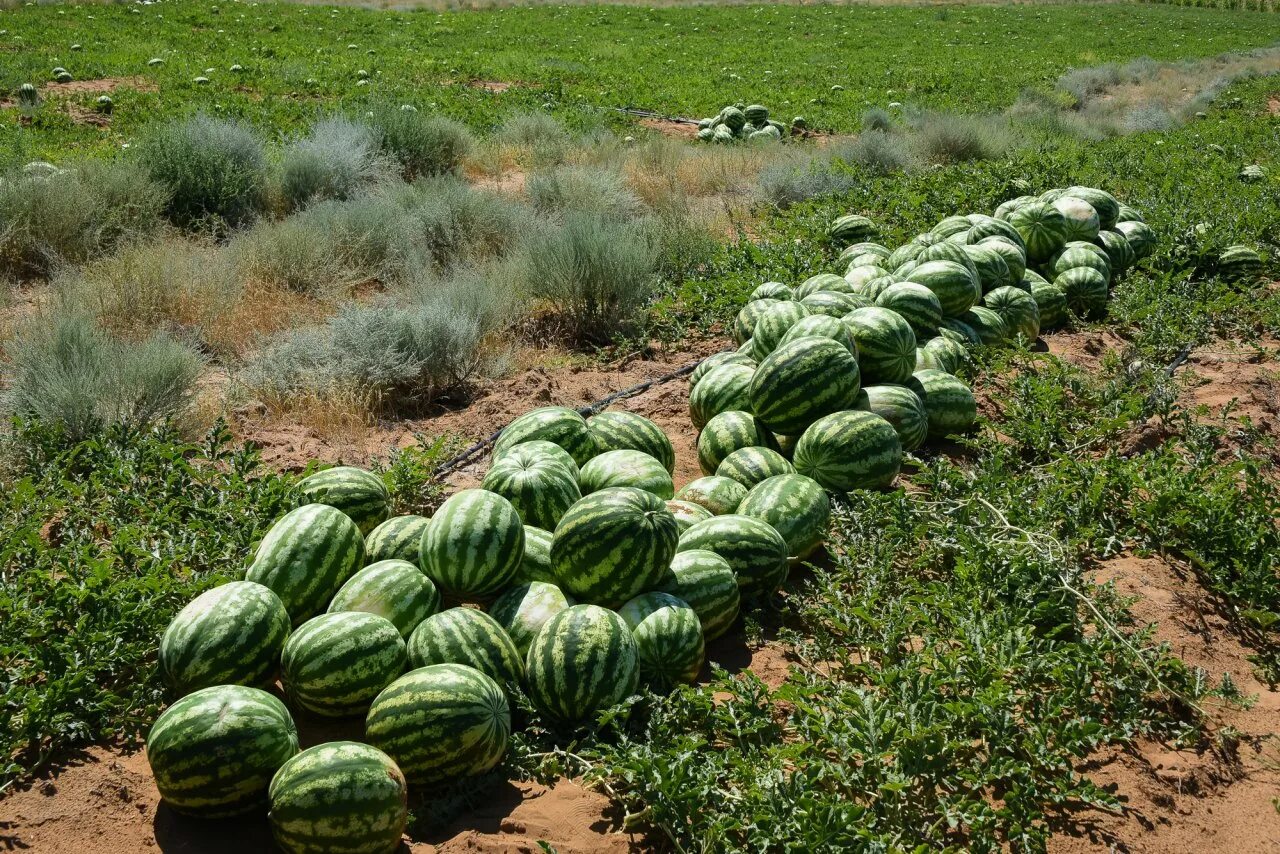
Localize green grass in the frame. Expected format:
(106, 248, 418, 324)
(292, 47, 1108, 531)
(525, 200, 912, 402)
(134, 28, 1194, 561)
(4, 1, 1280, 159)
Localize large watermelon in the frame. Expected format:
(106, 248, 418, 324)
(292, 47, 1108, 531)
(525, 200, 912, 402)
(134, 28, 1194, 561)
(934, 215, 972, 238)
(794, 273, 850, 300)
(551, 487, 678, 607)
(800, 290, 864, 319)
(874, 283, 942, 338)
(245, 504, 364, 626)
(689, 362, 755, 430)
(676, 515, 789, 599)
(792, 410, 902, 492)
(493, 406, 597, 467)
(735, 473, 830, 560)
(904, 260, 980, 316)
(978, 236, 1027, 284)
(579, 449, 675, 500)
(854, 384, 929, 451)
(515, 525, 555, 584)
(159, 580, 291, 697)
(482, 451, 581, 531)
(587, 410, 675, 474)
(406, 607, 523, 691)
(363, 515, 430, 565)
(420, 489, 524, 599)
(1064, 186, 1120, 229)
(365, 664, 510, 783)
(147, 685, 299, 817)
(267, 742, 407, 854)
(716, 446, 796, 490)
(674, 476, 748, 516)
(983, 286, 1041, 342)
(1115, 220, 1156, 260)
(691, 351, 757, 389)
(329, 560, 440, 639)
(959, 306, 1009, 346)
(697, 410, 778, 476)
(843, 307, 917, 385)
(908, 370, 978, 439)
(493, 439, 580, 480)
(281, 612, 407, 718)
(914, 240, 980, 283)
(749, 335, 861, 436)
(297, 466, 389, 536)
(966, 218, 1025, 251)
(665, 499, 714, 532)
(488, 580, 574, 657)
(1030, 280, 1068, 330)
(1055, 267, 1109, 318)
(618, 592, 705, 689)
(524, 604, 640, 723)
(780, 313, 858, 354)
(1053, 196, 1100, 243)
(1008, 202, 1067, 262)
(751, 282, 793, 301)
(1051, 243, 1111, 282)
(828, 214, 878, 246)
(750, 300, 811, 359)
(657, 550, 740, 641)
(961, 243, 1014, 293)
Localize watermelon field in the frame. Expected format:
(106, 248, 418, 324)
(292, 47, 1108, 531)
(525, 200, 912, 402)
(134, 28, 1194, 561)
(2, 0, 1280, 851)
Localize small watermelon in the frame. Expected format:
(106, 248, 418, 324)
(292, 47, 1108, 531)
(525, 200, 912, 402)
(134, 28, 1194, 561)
(676, 515, 789, 599)
(406, 607, 523, 691)
(363, 515, 430, 565)
(674, 476, 748, 516)
(736, 473, 830, 560)
(698, 410, 778, 476)
(297, 466, 389, 536)
(656, 550, 740, 641)
(493, 406, 597, 466)
(619, 591, 705, 689)
(908, 370, 978, 439)
(328, 560, 440, 639)
(854, 384, 929, 451)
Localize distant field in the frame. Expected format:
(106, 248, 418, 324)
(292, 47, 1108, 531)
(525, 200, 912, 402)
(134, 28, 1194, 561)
(3, 0, 1280, 158)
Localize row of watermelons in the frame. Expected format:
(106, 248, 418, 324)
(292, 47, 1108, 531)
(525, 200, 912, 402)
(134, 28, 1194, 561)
(695, 103, 796, 144)
(148, 401, 820, 853)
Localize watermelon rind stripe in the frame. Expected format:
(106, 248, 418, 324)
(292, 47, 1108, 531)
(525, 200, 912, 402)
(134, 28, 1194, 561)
(406, 607, 524, 692)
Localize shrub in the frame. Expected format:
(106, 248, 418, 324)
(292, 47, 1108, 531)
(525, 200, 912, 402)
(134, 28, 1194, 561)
(494, 111, 571, 164)
(862, 107, 895, 132)
(4, 310, 204, 441)
(278, 117, 392, 211)
(754, 152, 860, 207)
(912, 114, 1011, 164)
(527, 165, 644, 220)
(365, 104, 474, 181)
(391, 177, 525, 266)
(836, 130, 916, 175)
(136, 114, 268, 230)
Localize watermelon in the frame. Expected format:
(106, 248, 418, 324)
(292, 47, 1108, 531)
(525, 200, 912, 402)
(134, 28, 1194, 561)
(961, 243, 1014, 293)
(887, 241, 926, 271)
(843, 307, 917, 385)
(656, 550, 740, 641)
(1095, 229, 1135, 276)
(905, 260, 979, 316)
(795, 273, 851, 300)
(406, 607, 523, 690)
(482, 451, 581, 531)
(493, 406, 597, 467)
(421, 489, 524, 599)
(749, 335, 861, 435)
(1051, 243, 1111, 282)
(916, 336, 968, 376)
(995, 195, 1036, 221)
(493, 439, 580, 480)
(689, 362, 755, 430)
(1008, 202, 1067, 262)
(488, 580, 574, 657)
(676, 515, 789, 599)
(1115, 220, 1156, 260)
(365, 664, 510, 783)
(875, 283, 942, 337)
(525, 604, 640, 722)
(960, 306, 1009, 346)
(838, 242, 892, 264)
(579, 449, 675, 500)
(1053, 196, 1100, 243)
(854, 384, 929, 451)
(587, 410, 675, 474)
(751, 282, 793, 301)
(849, 273, 899, 302)
(845, 252, 892, 270)
(245, 504, 364, 626)
(736, 473, 830, 560)
(1064, 187, 1120, 229)
(908, 370, 978, 439)
(1219, 245, 1263, 281)
(329, 560, 440, 639)
(844, 264, 893, 293)
(666, 499, 714, 532)
(1039, 188, 1068, 203)
(978, 236, 1027, 284)
(267, 742, 407, 854)
(17, 83, 39, 108)
(914, 240, 980, 283)
(515, 525, 555, 584)
(983, 286, 1040, 342)
(938, 317, 982, 348)
(551, 487, 678, 607)
(966, 218, 1025, 251)
(619, 591, 705, 689)
(297, 466, 389, 536)
(674, 476, 748, 515)
(744, 104, 769, 124)
(716, 446, 796, 490)
(750, 300, 811, 359)
(1116, 203, 1144, 223)
(801, 290, 863, 318)
(792, 410, 902, 492)
(780, 313, 858, 354)
(147, 685, 299, 817)
(934, 215, 972, 238)
(698, 410, 778, 476)
(734, 299, 781, 345)
(1055, 267, 1109, 318)
(691, 351, 756, 390)
(281, 612, 406, 717)
(828, 214, 878, 246)
(1030, 280, 1068, 329)
(160, 581, 290, 697)
(363, 515, 430, 565)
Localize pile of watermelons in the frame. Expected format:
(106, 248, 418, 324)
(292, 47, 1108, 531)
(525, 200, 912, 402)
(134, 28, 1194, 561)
(695, 103, 794, 143)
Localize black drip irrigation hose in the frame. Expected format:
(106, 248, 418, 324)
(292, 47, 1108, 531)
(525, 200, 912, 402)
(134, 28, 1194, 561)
(432, 358, 706, 480)
(611, 106, 702, 125)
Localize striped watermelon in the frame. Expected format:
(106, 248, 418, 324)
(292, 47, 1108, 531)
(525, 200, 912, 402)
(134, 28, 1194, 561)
(619, 592, 705, 689)
(1219, 245, 1263, 281)
(421, 489, 524, 600)
(934, 215, 972, 238)
(905, 260, 979, 317)
(147, 685, 299, 817)
(587, 410, 675, 474)
(1064, 186, 1120, 229)
(691, 351, 757, 391)
(1116, 203, 1144, 223)
(838, 242, 891, 264)
(493, 406, 597, 467)
(297, 467, 389, 536)
(886, 240, 926, 271)
(579, 449, 675, 500)
(160, 581, 290, 697)
(961, 243, 1014, 293)
(676, 515, 789, 599)
(780, 313, 857, 354)
(1030, 280, 1068, 329)
(1053, 196, 1100, 243)
(267, 742, 407, 854)
(365, 663, 510, 783)
(914, 240, 980, 283)
(281, 612, 406, 717)
(794, 273, 849, 300)
(493, 439, 580, 480)
(482, 451, 581, 531)
(525, 604, 640, 722)
(983, 286, 1040, 342)
(749, 335, 861, 436)
(665, 499, 714, 532)
(801, 290, 863, 318)
(363, 515, 430, 565)
(1055, 267, 1109, 318)
(716, 445, 796, 490)
(843, 307, 917, 385)
(551, 487, 678, 607)
(978, 236, 1027, 284)
(844, 264, 893, 293)
(750, 300, 811, 359)
(736, 473, 830, 560)
(1051, 243, 1111, 282)
(1008, 202, 1067, 262)
(515, 525, 555, 584)
(854, 384, 929, 451)
(845, 252, 892, 271)
(1095, 229, 1135, 276)
(966, 218, 1025, 251)
(689, 362, 755, 430)
(995, 195, 1036, 221)
(916, 336, 968, 377)
(875, 283, 942, 337)
(908, 370, 978, 439)
(488, 580, 574, 657)
(406, 607, 523, 690)
(751, 282, 793, 301)
(329, 560, 440, 639)
(828, 214, 878, 246)
(245, 504, 364, 626)
(1115, 220, 1156, 260)
(792, 410, 902, 492)
(674, 476, 748, 516)
(697, 410, 778, 475)
(960, 306, 1009, 346)
(1039, 188, 1067, 203)
(938, 317, 982, 348)
(657, 550, 740, 641)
